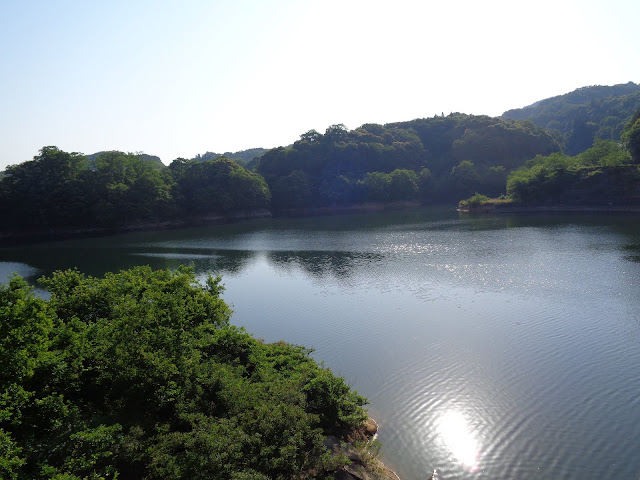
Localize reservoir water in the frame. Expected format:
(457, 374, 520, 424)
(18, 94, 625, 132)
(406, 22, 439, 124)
(2, 207, 640, 479)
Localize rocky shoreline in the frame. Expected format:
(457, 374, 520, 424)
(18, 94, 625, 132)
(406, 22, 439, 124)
(329, 418, 401, 480)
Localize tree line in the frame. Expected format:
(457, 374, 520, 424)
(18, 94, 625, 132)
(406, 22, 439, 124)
(0, 114, 560, 233)
(0, 149, 270, 230)
(256, 115, 558, 210)
(2, 98, 638, 234)
(503, 111, 640, 206)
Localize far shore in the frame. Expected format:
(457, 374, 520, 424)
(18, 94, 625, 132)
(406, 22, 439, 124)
(458, 203, 640, 214)
(277, 200, 422, 217)
(5, 200, 640, 248)
(0, 209, 273, 247)
(0, 202, 424, 247)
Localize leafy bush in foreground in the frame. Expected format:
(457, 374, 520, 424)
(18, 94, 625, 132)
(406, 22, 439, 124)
(0, 266, 367, 479)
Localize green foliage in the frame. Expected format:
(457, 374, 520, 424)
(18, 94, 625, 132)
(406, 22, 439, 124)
(0, 146, 90, 227)
(0, 276, 53, 385)
(192, 148, 269, 167)
(506, 141, 639, 205)
(256, 122, 427, 210)
(576, 140, 631, 166)
(303, 369, 368, 432)
(621, 109, 640, 163)
(89, 151, 174, 224)
(502, 82, 640, 155)
(389, 169, 419, 200)
(0, 108, 568, 228)
(172, 156, 271, 214)
(360, 169, 419, 202)
(256, 114, 556, 209)
(362, 172, 391, 202)
(170, 157, 270, 213)
(0, 267, 368, 479)
(459, 193, 490, 209)
(0, 148, 272, 234)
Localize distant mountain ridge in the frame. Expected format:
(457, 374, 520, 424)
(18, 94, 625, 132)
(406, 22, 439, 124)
(509, 82, 640, 113)
(502, 81, 640, 154)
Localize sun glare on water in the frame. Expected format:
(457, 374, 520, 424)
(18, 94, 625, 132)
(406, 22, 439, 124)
(436, 410, 481, 472)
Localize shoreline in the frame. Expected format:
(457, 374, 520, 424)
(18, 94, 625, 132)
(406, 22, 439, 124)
(0, 202, 425, 247)
(330, 417, 401, 480)
(277, 201, 422, 217)
(6, 200, 640, 247)
(458, 204, 640, 214)
(0, 209, 273, 247)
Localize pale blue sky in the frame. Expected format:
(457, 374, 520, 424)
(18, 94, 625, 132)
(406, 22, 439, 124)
(1, 0, 638, 168)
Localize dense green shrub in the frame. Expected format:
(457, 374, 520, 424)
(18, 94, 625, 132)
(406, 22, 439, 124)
(0, 267, 368, 479)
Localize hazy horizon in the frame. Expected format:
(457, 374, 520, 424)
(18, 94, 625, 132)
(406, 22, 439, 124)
(1, 0, 639, 168)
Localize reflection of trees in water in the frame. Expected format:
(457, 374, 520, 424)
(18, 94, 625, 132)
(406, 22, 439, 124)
(267, 250, 383, 280)
(622, 244, 640, 262)
(0, 246, 256, 280)
(206, 250, 254, 275)
(126, 249, 255, 277)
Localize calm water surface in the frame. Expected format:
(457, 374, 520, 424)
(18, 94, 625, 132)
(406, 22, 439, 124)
(2, 207, 640, 479)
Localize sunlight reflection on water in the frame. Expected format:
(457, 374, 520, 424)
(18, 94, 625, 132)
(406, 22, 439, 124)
(437, 410, 481, 473)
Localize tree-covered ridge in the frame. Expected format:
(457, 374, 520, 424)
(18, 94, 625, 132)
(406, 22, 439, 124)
(387, 114, 558, 173)
(3, 83, 639, 236)
(192, 148, 270, 169)
(0, 266, 368, 480)
(0, 148, 270, 231)
(502, 82, 640, 155)
(85, 152, 165, 169)
(256, 116, 559, 210)
(505, 140, 640, 206)
(458, 109, 640, 209)
(0, 115, 558, 233)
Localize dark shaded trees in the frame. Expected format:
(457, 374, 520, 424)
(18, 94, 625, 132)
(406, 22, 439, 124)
(622, 109, 640, 163)
(169, 157, 270, 213)
(0, 148, 271, 235)
(257, 115, 554, 209)
(87, 151, 174, 225)
(0, 146, 90, 227)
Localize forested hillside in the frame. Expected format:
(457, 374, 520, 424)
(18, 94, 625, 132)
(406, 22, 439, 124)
(502, 82, 640, 155)
(463, 109, 640, 209)
(256, 115, 558, 210)
(0, 148, 270, 233)
(3, 83, 640, 238)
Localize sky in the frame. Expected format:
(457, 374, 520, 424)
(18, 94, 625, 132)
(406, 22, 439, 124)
(1, 0, 639, 169)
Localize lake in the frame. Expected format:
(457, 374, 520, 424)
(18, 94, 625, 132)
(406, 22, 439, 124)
(2, 207, 640, 479)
